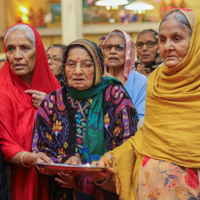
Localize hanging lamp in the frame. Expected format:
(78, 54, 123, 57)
(125, 1, 154, 14)
(95, 0, 129, 10)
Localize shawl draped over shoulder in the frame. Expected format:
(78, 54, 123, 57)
(108, 8, 200, 200)
(0, 23, 60, 200)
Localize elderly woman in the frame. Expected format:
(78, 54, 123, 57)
(46, 44, 67, 86)
(95, 8, 200, 199)
(32, 39, 138, 200)
(135, 29, 162, 76)
(0, 23, 60, 200)
(103, 30, 147, 119)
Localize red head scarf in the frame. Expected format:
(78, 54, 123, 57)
(0, 23, 60, 200)
(1, 23, 60, 92)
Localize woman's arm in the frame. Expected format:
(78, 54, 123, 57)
(92, 84, 138, 192)
(25, 89, 47, 109)
(32, 91, 75, 163)
(32, 110, 66, 163)
(105, 84, 138, 148)
(8, 151, 53, 168)
(0, 122, 52, 168)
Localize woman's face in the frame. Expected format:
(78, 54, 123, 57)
(159, 16, 191, 68)
(65, 46, 95, 90)
(5, 29, 36, 83)
(103, 35, 125, 70)
(46, 47, 63, 79)
(136, 32, 158, 66)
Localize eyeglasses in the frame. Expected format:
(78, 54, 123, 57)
(46, 55, 62, 64)
(135, 41, 157, 49)
(103, 44, 125, 52)
(65, 61, 94, 71)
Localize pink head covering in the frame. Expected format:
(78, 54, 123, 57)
(104, 29, 135, 79)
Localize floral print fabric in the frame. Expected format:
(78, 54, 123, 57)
(136, 157, 200, 200)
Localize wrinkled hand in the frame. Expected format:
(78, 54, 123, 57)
(55, 173, 75, 189)
(25, 89, 47, 109)
(33, 152, 53, 164)
(89, 153, 114, 183)
(93, 153, 115, 168)
(65, 155, 82, 165)
(32, 152, 57, 175)
(55, 156, 82, 189)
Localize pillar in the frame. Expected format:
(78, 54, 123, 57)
(0, 0, 6, 32)
(61, 0, 83, 45)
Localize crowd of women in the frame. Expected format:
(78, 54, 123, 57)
(1, 7, 200, 200)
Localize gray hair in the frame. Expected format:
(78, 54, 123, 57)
(106, 30, 125, 41)
(4, 24, 35, 47)
(46, 44, 67, 53)
(160, 10, 192, 36)
(137, 29, 158, 42)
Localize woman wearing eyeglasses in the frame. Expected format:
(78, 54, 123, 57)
(46, 44, 67, 86)
(32, 39, 138, 200)
(103, 29, 147, 120)
(135, 29, 163, 76)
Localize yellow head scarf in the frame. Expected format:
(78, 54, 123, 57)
(135, 8, 199, 167)
(108, 8, 200, 200)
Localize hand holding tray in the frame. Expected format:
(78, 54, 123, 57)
(37, 162, 108, 172)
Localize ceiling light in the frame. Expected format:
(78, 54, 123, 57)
(95, 0, 129, 10)
(125, 1, 154, 13)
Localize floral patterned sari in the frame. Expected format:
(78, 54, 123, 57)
(136, 157, 200, 200)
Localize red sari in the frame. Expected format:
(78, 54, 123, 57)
(0, 23, 61, 200)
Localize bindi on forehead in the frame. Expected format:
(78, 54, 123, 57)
(77, 57, 79, 59)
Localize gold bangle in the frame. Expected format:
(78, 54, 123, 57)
(20, 152, 29, 168)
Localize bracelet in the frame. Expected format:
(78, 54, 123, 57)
(27, 153, 33, 165)
(20, 152, 29, 168)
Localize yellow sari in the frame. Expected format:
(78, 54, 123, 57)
(107, 8, 200, 200)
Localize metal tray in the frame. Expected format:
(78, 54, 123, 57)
(37, 162, 107, 172)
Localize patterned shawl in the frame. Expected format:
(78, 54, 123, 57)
(64, 39, 123, 162)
